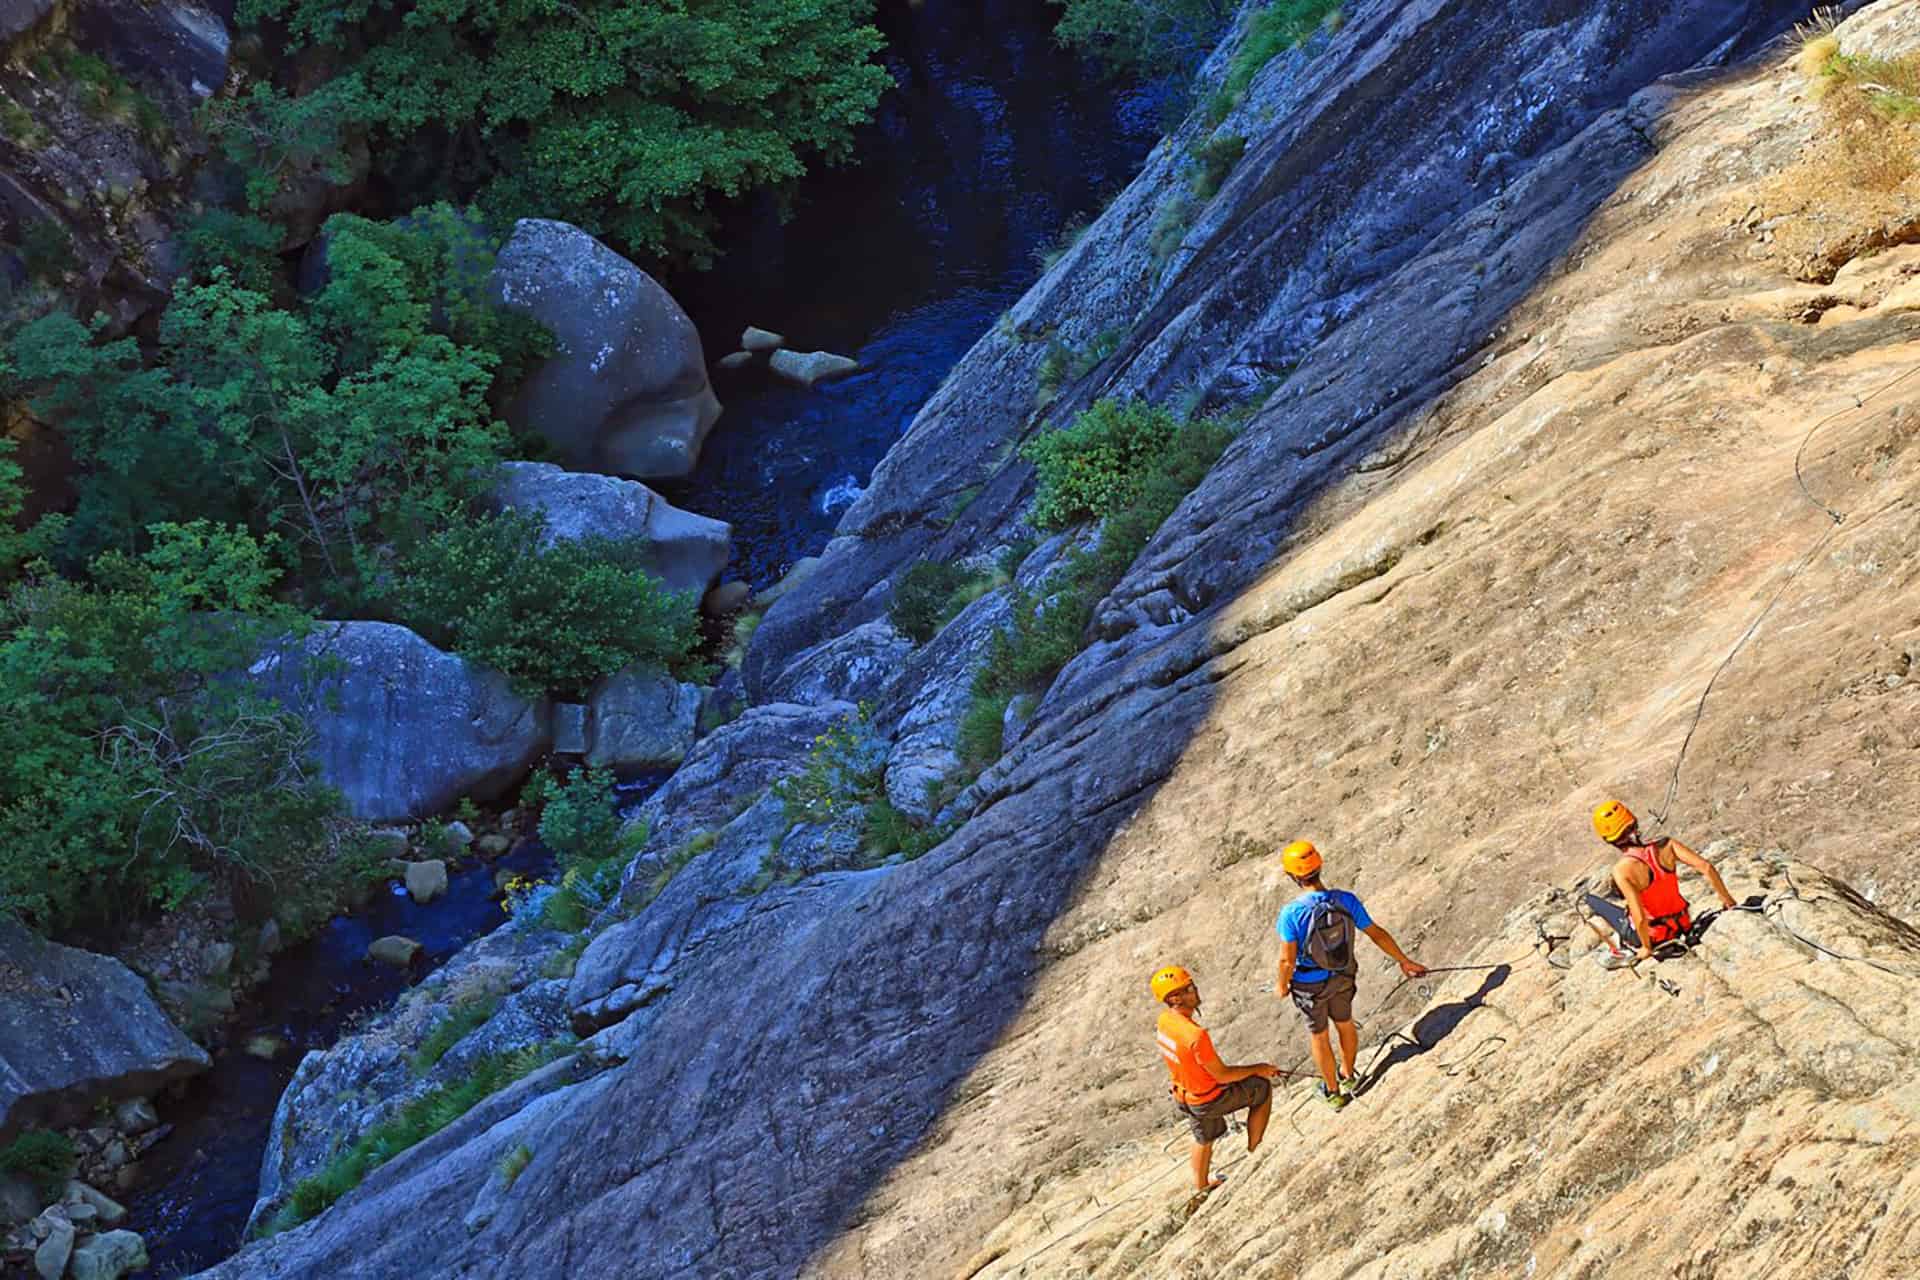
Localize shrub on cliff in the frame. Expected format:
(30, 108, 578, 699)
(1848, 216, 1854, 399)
(387, 512, 704, 699)
(1023, 398, 1230, 530)
(234, 0, 893, 268)
(1052, 0, 1238, 80)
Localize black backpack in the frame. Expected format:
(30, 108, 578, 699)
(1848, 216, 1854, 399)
(1302, 892, 1357, 975)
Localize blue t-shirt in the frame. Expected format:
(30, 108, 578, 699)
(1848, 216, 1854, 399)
(1276, 889, 1373, 984)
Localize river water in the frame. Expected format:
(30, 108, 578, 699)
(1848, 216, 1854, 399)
(127, 3, 1167, 1272)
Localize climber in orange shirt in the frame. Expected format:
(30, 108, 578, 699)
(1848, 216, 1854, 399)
(1150, 964, 1279, 1192)
(1588, 799, 1737, 960)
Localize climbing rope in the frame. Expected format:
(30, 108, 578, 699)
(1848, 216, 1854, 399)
(1759, 865, 1918, 979)
(1651, 362, 1920, 825)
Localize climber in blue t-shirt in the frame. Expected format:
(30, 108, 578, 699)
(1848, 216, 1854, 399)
(1274, 841, 1426, 1110)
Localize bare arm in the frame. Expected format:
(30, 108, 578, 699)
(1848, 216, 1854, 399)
(1277, 940, 1298, 997)
(1196, 1044, 1279, 1083)
(1613, 858, 1655, 959)
(1361, 923, 1427, 977)
(1669, 838, 1736, 909)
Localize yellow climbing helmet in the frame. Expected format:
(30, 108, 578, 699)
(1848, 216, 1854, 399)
(1281, 840, 1322, 877)
(1592, 799, 1636, 843)
(1149, 964, 1195, 1002)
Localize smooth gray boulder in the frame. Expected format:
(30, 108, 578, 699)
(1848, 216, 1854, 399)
(404, 861, 449, 905)
(740, 326, 785, 352)
(32, 1212, 72, 1280)
(248, 622, 549, 823)
(490, 219, 722, 479)
(488, 462, 730, 597)
(67, 1228, 146, 1280)
(583, 668, 702, 771)
(552, 703, 588, 755)
(367, 936, 421, 967)
(768, 348, 859, 388)
(0, 922, 210, 1138)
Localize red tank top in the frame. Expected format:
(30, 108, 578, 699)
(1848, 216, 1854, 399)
(1625, 843, 1691, 943)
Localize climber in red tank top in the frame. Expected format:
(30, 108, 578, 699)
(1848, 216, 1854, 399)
(1592, 799, 1737, 960)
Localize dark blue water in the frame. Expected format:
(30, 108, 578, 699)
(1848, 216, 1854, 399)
(125, 839, 558, 1276)
(658, 0, 1170, 587)
(126, 4, 1167, 1272)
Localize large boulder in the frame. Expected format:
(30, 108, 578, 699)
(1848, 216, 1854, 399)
(488, 462, 731, 597)
(248, 622, 549, 823)
(583, 668, 702, 771)
(489, 220, 722, 479)
(0, 921, 210, 1139)
(66, 1228, 146, 1280)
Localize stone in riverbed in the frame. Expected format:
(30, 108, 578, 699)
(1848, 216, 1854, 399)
(768, 348, 859, 388)
(552, 702, 588, 755)
(715, 351, 756, 373)
(702, 581, 752, 618)
(405, 860, 449, 904)
(584, 667, 702, 770)
(64, 1183, 127, 1229)
(0, 921, 210, 1137)
(741, 326, 785, 352)
(475, 834, 512, 859)
(32, 1212, 72, 1280)
(367, 936, 421, 967)
(490, 219, 722, 479)
(111, 1098, 158, 1135)
(67, 1228, 147, 1280)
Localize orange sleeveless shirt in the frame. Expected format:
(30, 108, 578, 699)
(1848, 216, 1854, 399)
(1624, 843, 1691, 943)
(1156, 1008, 1223, 1104)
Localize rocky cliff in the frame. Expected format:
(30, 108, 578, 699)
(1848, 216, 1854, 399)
(193, 2, 1920, 1277)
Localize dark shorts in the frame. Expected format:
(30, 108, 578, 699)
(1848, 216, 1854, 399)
(1174, 1075, 1271, 1144)
(1289, 972, 1357, 1033)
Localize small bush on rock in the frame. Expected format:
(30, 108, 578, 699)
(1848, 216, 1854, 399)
(389, 512, 704, 698)
(409, 993, 502, 1075)
(522, 766, 646, 930)
(0, 1130, 75, 1197)
(773, 705, 887, 827)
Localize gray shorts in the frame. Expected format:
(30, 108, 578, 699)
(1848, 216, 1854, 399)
(1289, 972, 1357, 1033)
(1174, 1075, 1271, 1144)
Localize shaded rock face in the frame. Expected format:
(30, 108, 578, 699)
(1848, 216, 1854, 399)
(490, 219, 723, 479)
(192, 3, 1920, 1280)
(0, 921, 209, 1139)
(487, 461, 731, 597)
(248, 621, 549, 823)
(247, 918, 578, 1235)
(0, 1, 233, 329)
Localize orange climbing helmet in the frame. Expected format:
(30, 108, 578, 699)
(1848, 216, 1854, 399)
(1281, 840, 1322, 877)
(1149, 964, 1195, 1002)
(1592, 799, 1636, 844)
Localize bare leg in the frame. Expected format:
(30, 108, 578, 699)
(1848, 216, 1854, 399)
(1309, 1027, 1338, 1091)
(1190, 1140, 1221, 1190)
(1335, 1019, 1358, 1077)
(1246, 1094, 1271, 1152)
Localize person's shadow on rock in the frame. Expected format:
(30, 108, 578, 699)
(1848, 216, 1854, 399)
(1354, 965, 1510, 1096)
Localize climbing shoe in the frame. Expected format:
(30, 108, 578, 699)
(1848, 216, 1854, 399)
(1320, 1084, 1349, 1111)
(1338, 1072, 1361, 1098)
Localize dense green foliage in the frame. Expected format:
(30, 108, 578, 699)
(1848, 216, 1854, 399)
(890, 560, 1004, 644)
(1052, 0, 1236, 80)
(267, 1039, 573, 1234)
(233, 0, 893, 267)
(773, 705, 888, 828)
(390, 513, 703, 699)
(522, 765, 648, 930)
(0, 525, 344, 932)
(961, 401, 1236, 769)
(5, 208, 528, 592)
(0, 1130, 76, 1197)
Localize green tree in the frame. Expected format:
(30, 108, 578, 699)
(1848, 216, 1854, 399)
(387, 511, 704, 698)
(1051, 0, 1236, 79)
(6, 209, 527, 598)
(0, 524, 337, 932)
(235, 0, 895, 267)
